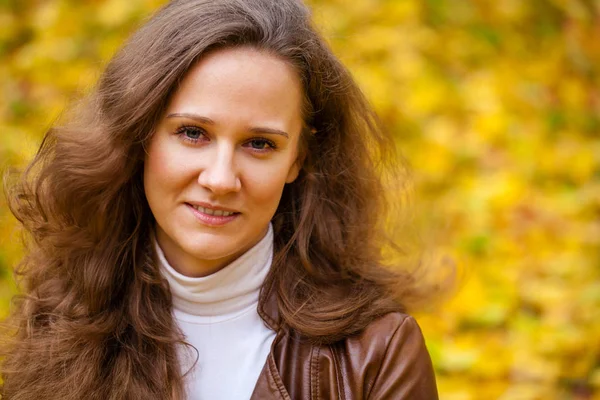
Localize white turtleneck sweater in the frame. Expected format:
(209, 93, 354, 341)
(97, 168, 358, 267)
(156, 225, 276, 400)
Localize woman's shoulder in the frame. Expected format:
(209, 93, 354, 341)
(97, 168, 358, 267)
(271, 312, 439, 399)
(337, 312, 439, 399)
(348, 311, 429, 353)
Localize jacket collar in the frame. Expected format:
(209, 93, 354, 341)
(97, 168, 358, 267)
(257, 275, 281, 331)
(252, 280, 290, 400)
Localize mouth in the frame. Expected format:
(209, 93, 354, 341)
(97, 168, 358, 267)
(188, 204, 238, 217)
(185, 202, 240, 226)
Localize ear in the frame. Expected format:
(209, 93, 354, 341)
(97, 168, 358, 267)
(285, 156, 303, 183)
(286, 126, 313, 183)
(285, 143, 308, 183)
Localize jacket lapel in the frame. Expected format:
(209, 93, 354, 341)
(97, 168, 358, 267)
(252, 280, 292, 399)
(256, 272, 281, 331)
(250, 351, 291, 400)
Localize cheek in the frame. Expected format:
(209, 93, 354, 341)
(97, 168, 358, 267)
(143, 139, 184, 199)
(242, 166, 289, 207)
(242, 147, 300, 208)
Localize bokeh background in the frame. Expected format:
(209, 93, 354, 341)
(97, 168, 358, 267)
(1, 0, 599, 399)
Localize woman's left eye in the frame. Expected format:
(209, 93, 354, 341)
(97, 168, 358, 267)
(246, 138, 275, 151)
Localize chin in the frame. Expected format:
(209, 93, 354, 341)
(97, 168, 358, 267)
(183, 238, 241, 261)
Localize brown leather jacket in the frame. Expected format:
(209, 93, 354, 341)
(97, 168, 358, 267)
(250, 293, 439, 399)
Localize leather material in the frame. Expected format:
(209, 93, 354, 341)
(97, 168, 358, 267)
(251, 289, 439, 399)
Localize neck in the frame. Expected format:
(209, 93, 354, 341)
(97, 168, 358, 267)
(155, 224, 274, 318)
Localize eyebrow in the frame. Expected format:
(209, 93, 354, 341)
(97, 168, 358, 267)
(166, 112, 290, 138)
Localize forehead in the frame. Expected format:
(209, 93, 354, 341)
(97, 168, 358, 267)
(165, 46, 304, 132)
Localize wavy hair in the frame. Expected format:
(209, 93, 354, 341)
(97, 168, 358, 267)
(1, 0, 426, 398)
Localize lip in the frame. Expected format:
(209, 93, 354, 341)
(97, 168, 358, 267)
(186, 201, 239, 213)
(185, 203, 240, 227)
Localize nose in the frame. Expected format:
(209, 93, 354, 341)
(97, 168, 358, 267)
(197, 143, 241, 194)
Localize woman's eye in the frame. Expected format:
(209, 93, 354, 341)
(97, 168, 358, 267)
(176, 125, 206, 142)
(247, 138, 275, 150)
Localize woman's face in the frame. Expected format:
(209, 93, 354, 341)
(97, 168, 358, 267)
(144, 46, 304, 277)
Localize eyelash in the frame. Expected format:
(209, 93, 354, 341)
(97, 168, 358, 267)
(175, 125, 207, 144)
(174, 124, 277, 152)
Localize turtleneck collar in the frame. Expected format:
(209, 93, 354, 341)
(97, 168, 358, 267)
(156, 224, 273, 321)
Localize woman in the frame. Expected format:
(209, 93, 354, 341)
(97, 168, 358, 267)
(1, 0, 438, 399)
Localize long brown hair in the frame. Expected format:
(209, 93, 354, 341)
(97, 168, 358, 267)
(1, 0, 424, 398)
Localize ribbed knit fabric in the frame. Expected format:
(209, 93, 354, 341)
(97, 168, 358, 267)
(156, 224, 276, 400)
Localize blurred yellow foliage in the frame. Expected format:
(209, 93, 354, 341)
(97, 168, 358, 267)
(1, 0, 599, 398)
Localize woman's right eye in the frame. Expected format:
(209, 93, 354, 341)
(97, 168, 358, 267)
(175, 125, 207, 143)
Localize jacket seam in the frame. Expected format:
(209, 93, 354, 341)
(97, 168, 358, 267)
(330, 344, 345, 400)
(365, 315, 410, 400)
(268, 355, 292, 400)
(310, 345, 320, 400)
